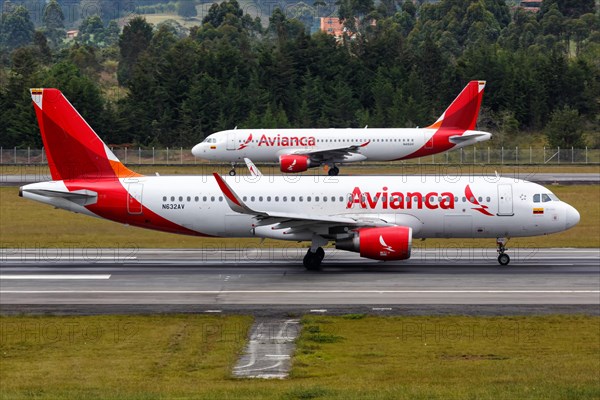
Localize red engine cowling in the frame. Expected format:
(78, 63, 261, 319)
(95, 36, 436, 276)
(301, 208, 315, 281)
(279, 155, 311, 173)
(336, 226, 412, 261)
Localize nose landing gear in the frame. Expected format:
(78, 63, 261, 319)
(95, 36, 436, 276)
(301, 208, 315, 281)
(496, 237, 510, 265)
(229, 162, 236, 176)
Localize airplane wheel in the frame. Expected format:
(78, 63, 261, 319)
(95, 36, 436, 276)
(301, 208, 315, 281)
(497, 253, 510, 266)
(315, 247, 325, 262)
(303, 250, 322, 270)
(229, 169, 236, 176)
(328, 167, 339, 176)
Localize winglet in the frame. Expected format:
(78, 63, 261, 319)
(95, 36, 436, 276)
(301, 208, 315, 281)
(212, 173, 260, 215)
(244, 158, 262, 177)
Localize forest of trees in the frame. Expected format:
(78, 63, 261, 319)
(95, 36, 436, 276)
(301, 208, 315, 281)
(0, 0, 598, 149)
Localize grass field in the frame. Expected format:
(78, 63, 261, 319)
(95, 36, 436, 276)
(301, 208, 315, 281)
(1, 184, 598, 249)
(0, 315, 598, 399)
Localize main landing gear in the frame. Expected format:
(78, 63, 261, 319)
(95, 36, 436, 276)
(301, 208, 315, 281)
(303, 235, 328, 270)
(327, 165, 340, 176)
(496, 237, 510, 266)
(228, 162, 236, 176)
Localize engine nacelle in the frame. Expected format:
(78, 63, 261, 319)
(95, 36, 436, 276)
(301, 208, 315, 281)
(336, 226, 412, 261)
(279, 154, 311, 173)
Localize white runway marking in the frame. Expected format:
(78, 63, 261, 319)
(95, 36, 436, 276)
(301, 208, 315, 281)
(1, 290, 597, 294)
(0, 275, 111, 280)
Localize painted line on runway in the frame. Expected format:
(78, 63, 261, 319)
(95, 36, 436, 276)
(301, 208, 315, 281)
(1, 290, 598, 294)
(0, 275, 111, 280)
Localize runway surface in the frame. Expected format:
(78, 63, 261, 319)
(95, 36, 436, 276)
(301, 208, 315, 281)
(1, 248, 598, 315)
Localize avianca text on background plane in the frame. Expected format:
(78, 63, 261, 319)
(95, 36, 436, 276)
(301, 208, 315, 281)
(21, 89, 579, 269)
(192, 81, 492, 176)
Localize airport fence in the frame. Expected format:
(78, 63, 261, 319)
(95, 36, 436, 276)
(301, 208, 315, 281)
(0, 146, 599, 165)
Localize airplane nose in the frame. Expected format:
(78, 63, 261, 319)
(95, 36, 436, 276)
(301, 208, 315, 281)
(191, 143, 202, 157)
(565, 204, 580, 229)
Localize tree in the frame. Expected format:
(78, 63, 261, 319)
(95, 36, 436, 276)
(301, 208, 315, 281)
(118, 17, 153, 86)
(79, 15, 105, 45)
(0, 5, 35, 50)
(545, 106, 585, 148)
(42, 0, 65, 47)
(177, 1, 197, 18)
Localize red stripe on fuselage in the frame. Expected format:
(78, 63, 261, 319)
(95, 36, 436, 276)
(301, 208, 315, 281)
(63, 179, 212, 237)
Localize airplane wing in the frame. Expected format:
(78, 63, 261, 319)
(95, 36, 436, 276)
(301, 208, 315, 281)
(287, 141, 370, 163)
(212, 173, 392, 230)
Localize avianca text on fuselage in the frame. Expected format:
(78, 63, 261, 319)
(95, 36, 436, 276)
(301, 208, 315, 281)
(346, 186, 455, 210)
(254, 134, 316, 147)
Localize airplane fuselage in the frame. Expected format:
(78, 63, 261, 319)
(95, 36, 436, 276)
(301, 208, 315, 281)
(21, 175, 579, 241)
(193, 128, 492, 163)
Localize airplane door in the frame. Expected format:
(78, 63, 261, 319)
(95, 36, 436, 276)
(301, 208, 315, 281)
(127, 183, 143, 214)
(497, 184, 513, 216)
(226, 132, 236, 150)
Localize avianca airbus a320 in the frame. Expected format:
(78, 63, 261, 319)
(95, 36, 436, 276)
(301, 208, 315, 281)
(21, 89, 579, 269)
(192, 81, 492, 176)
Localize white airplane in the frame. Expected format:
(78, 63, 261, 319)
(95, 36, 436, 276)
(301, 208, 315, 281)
(21, 89, 579, 269)
(192, 81, 492, 176)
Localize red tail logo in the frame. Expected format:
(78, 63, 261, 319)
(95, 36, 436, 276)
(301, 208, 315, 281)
(465, 184, 493, 216)
(238, 134, 252, 150)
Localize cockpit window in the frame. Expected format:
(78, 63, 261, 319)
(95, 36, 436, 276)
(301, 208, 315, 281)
(534, 193, 559, 203)
(202, 138, 216, 143)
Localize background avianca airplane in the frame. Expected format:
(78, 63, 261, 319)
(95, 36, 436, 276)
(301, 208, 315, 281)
(21, 89, 579, 269)
(192, 81, 492, 176)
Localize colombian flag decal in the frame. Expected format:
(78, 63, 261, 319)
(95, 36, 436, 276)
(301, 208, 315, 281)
(533, 208, 544, 214)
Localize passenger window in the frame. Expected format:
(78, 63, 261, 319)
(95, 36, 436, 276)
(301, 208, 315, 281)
(259, 196, 263, 201)
(171, 196, 175, 201)
(315, 196, 319, 202)
(275, 196, 279, 201)
(210, 196, 215, 202)
(323, 196, 327, 202)
(533, 194, 540, 203)
(219, 196, 223, 202)
(283, 196, 287, 202)
(299, 196, 303, 202)
(291, 196, 295, 202)
(203, 196, 207, 202)
(163, 196, 167, 201)
(478, 197, 482, 202)
(307, 196, 311, 202)
(179, 196, 183, 201)
(486, 197, 490, 202)
(462, 197, 466, 202)
(339, 196, 343, 202)
(187, 196, 191, 202)
(195, 196, 199, 202)
(251, 196, 255, 201)
(243, 196, 247, 201)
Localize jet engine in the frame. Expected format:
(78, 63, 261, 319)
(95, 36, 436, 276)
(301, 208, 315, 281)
(279, 155, 311, 173)
(336, 226, 412, 261)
